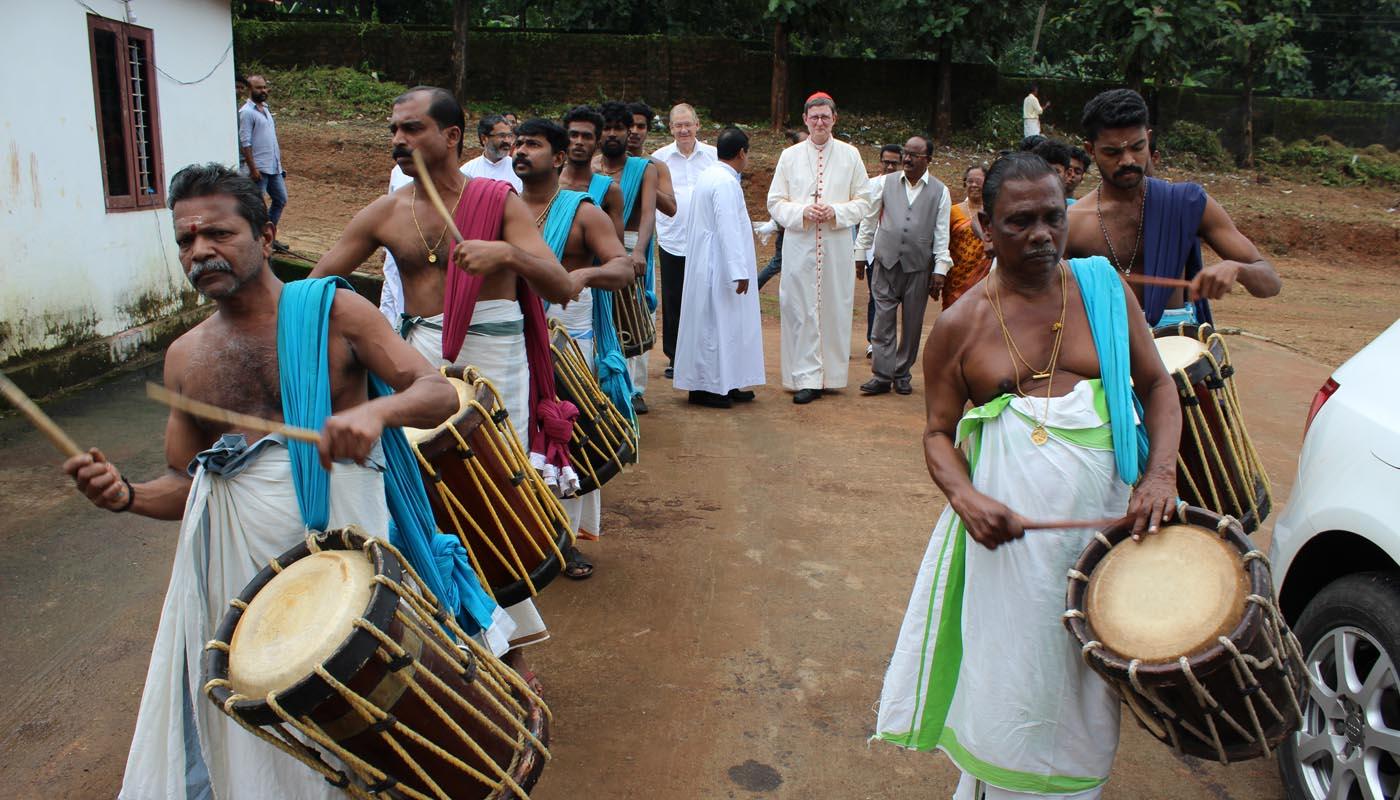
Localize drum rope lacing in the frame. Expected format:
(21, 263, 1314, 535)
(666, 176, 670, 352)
(1164, 326, 1271, 526)
(1064, 504, 1310, 763)
(408, 371, 572, 599)
(204, 532, 551, 800)
(550, 320, 641, 472)
(550, 325, 634, 478)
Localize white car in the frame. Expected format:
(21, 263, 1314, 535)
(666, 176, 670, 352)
(1270, 319, 1400, 800)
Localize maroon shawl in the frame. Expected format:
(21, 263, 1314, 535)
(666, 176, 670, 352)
(442, 178, 577, 476)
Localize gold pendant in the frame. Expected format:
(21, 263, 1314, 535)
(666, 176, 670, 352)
(1031, 371, 1051, 380)
(1031, 425, 1049, 446)
(427, 252, 438, 264)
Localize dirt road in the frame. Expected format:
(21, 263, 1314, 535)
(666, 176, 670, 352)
(0, 281, 1337, 798)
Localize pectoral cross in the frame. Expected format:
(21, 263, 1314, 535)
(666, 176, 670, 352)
(813, 187, 821, 203)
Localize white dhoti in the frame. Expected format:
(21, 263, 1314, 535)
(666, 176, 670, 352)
(402, 301, 549, 649)
(623, 230, 652, 397)
(1024, 118, 1042, 138)
(547, 295, 603, 539)
(119, 437, 391, 800)
(875, 380, 1129, 796)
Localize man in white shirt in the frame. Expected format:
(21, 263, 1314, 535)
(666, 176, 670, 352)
(854, 135, 951, 396)
(462, 114, 523, 191)
(1023, 82, 1051, 138)
(652, 103, 718, 377)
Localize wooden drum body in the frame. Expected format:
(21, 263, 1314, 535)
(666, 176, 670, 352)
(612, 277, 655, 358)
(548, 321, 638, 495)
(1064, 506, 1306, 763)
(203, 527, 550, 800)
(405, 369, 573, 608)
(1154, 323, 1272, 533)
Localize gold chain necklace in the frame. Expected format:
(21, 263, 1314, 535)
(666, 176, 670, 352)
(411, 178, 467, 264)
(988, 262, 1068, 445)
(533, 188, 561, 229)
(1095, 181, 1148, 276)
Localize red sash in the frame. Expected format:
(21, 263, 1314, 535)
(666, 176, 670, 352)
(442, 178, 576, 474)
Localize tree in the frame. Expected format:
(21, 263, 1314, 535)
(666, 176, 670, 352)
(451, 0, 472, 105)
(764, 0, 845, 132)
(1055, 0, 1231, 92)
(1214, 1, 1309, 166)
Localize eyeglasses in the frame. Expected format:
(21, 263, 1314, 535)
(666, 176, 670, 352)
(903, 152, 929, 161)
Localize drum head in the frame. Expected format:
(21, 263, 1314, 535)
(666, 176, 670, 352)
(1154, 336, 1209, 373)
(1084, 524, 1248, 663)
(228, 550, 375, 698)
(402, 377, 473, 444)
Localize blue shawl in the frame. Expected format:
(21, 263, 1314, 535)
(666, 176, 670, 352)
(578, 175, 637, 424)
(1141, 177, 1211, 326)
(277, 277, 501, 635)
(619, 156, 658, 311)
(1068, 257, 1151, 485)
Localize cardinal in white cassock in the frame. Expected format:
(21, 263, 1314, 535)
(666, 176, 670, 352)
(674, 127, 765, 408)
(765, 91, 871, 404)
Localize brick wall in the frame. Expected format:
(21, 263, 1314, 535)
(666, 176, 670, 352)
(234, 21, 1400, 149)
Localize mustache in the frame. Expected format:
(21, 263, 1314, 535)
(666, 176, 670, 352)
(188, 259, 234, 284)
(1114, 165, 1144, 178)
(392, 146, 413, 161)
(512, 154, 532, 168)
(1024, 247, 1058, 261)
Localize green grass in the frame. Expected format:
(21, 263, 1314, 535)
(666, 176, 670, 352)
(249, 64, 408, 120)
(1255, 135, 1400, 187)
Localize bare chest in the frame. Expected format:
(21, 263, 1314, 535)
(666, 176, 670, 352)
(180, 331, 283, 424)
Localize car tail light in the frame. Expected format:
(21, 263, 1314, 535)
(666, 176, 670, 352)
(1304, 377, 1340, 438)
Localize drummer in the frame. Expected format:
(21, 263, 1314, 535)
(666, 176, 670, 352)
(514, 117, 635, 578)
(63, 163, 465, 799)
(311, 86, 573, 659)
(874, 152, 1181, 798)
(1066, 88, 1281, 329)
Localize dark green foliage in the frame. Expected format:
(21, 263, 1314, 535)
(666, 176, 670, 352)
(1160, 121, 1233, 169)
(1255, 136, 1400, 186)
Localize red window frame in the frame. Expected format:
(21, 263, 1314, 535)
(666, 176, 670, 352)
(87, 14, 165, 212)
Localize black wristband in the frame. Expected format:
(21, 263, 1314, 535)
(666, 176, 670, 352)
(113, 476, 135, 513)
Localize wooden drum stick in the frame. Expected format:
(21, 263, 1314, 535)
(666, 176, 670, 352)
(145, 383, 322, 444)
(0, 370, 83, 458)
(410, 149, 466, 245)
(1124, 273, 1192, 290)
(1023, 516, 1126, 532)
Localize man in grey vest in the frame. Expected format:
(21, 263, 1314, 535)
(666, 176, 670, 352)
(854, 135, 951, 395)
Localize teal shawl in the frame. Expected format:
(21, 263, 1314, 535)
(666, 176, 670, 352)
(1068, 257, 1151, 485)
(277, 277, 500, 635)
(578, 175, 637, 424)
(619, 156, 657, 311)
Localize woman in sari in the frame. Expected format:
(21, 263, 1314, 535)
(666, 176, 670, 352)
(943, 165, 992, 309)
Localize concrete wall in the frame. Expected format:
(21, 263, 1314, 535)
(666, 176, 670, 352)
(1, 0, 236, 390)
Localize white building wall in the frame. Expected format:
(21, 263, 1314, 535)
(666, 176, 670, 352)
(0, 0, 235, 363)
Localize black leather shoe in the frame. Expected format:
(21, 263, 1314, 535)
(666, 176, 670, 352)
(860, 379, 892, 395)
(792, 388, 821, 404)
(727, 389, 756, 402)
(688, 390, 733, 408)
(664, 366, 674, 379)
(632, 394, 649, 414)
(894, 379, 913, 395)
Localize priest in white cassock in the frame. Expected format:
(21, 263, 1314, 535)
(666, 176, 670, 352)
(675, 127, 765, 408)
(766, 92, 871, 404)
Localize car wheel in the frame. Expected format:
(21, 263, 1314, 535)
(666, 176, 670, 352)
(1278, 572, 1400, 800)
